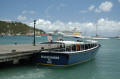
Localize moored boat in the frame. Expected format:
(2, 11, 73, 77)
(34, 40, 100, 67)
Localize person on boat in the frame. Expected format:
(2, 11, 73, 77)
(76, 40, 81, 51)
(48, 33, 52, 42)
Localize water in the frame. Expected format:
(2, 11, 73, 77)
(0, 35, 48, 44)
(0, 36, 120, 79)
(0, 35, 78, 45)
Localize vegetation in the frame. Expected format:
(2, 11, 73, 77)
(0, 20, 45, 35)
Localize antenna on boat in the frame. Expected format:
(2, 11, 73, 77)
(95, 18, 98, 37)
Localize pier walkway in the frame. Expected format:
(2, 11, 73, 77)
(0, 44, 57, 64)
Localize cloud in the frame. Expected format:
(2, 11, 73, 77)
(28, 18, 120, 36)
(29, 19, 52, 31)
(96, 18, 120, 36)
(98, 1, 113, 12)
(17, 15, 27, 21)
(0, 18, 12, 22)
(118, 0, 120, 3)
(22, 10, 36, 14)
(18, 10, 35, 21)
(88, 1, 113, 13)
(97, 18, 120, 32)
(88, 5, 95, 11)
(80, 5, 95, 13)
(95, 8, 101, 13)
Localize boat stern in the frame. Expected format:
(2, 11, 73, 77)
(34, 51, 69, 66)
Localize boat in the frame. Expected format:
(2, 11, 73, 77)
(116, 35, 120, 40)
(61, 30, 85, 38)
(92, 36, 109, 40)
(34, 40, 100, 67)
(91, 21, 109, 40)
(61, 30, 74, 37)
(71, 32, 84, 38)
(117, 37, 120, 40)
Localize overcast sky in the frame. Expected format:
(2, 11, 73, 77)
(0, 0, 120, 37)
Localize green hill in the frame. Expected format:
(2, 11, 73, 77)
(0, 20, 45, 35)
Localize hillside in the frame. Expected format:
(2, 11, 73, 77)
(0, 20, 45, 35)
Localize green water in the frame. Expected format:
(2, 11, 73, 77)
(0, 37, 120, 79)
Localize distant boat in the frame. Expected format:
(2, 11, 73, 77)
(91, 21, 109, 40)
(61, 30, 73, 37)
(71, 32, 84, 38)
(116, 35, 120, 39)
(92, 37, 109, 40)
(34, 40, 100, 67)
(61, 30, 85, 38)
(117, 37, 120, 40)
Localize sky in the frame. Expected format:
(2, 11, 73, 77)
(0, 0, 120, 37)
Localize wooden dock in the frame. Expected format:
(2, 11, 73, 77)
(0, 44, 58, 64)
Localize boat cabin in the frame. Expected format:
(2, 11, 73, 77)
(40, 40, 98, 53)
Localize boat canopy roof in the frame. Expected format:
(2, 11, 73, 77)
(56, 41, 84, 45)
(40, 40, 98, 45)
(40, 41, 83, 45)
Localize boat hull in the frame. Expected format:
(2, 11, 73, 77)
(68, 46, 99, 65)
(34, 45, 100, 66)
(34, 52, 69, 66)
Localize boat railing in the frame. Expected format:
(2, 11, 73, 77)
(47, 42, 98, 52)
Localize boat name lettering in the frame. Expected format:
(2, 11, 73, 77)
(41, 56, 59, 59)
